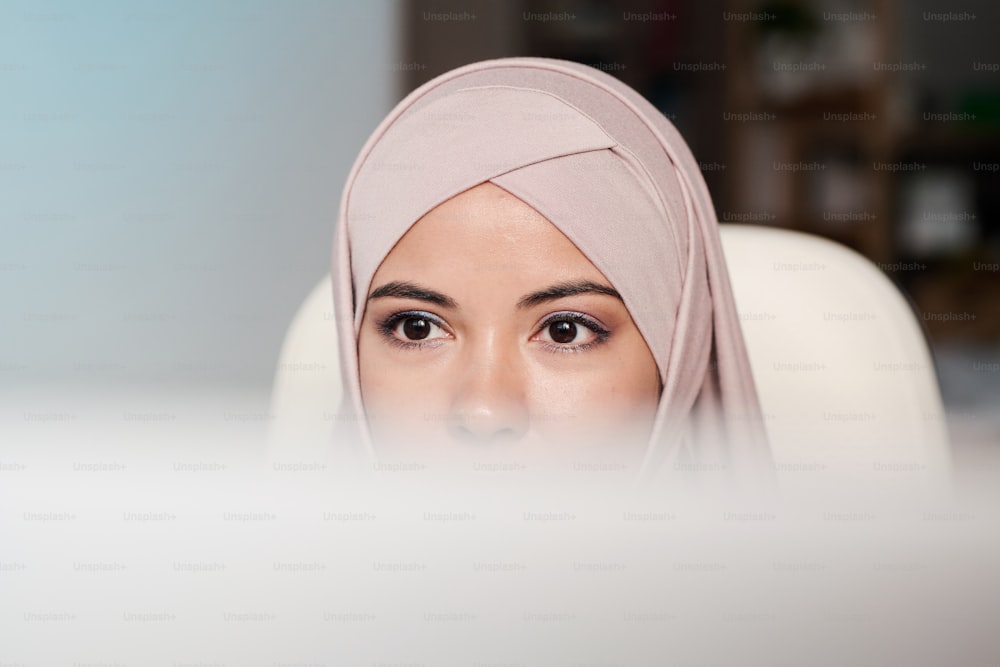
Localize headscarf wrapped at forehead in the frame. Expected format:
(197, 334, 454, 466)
(332, 56, 773, 489)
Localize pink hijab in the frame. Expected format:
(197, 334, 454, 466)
(331, 57, 773, 489)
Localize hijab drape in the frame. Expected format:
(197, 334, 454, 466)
(331, 57, 774, 490)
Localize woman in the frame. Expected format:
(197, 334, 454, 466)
(331, 57, 774, 491)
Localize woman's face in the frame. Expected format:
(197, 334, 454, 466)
(357, 182, 662, 470)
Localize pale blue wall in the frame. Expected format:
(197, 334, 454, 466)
(0, 0, 399, 388)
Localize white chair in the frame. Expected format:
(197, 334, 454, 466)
(268, 225, 952, 495)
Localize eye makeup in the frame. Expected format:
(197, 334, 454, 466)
(375, 310, 450, 351)
(535, 311, 611, 354)
(374, 309, 612, 354)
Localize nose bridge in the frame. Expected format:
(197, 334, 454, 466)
(448, 329, 530, 443)
(466, 329, 520, 380)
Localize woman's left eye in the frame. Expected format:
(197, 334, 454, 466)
(535, 313, 610, 352)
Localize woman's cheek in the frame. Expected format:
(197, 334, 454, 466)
(525, 372, 614, 440)
(366, 375, 452, 445)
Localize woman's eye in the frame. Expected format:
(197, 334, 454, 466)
(399, 316, 432, 340)
(545, 320, 589, 345)
(395, 316, 446, 341)
(536, 314, 609, 351)
(378, 312, 449, 348)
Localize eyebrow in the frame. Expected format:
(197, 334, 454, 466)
(367, 279, 623, 310)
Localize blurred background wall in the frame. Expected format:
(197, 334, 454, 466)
(1, 0, 997, 449)
(1, 0, 398, 394)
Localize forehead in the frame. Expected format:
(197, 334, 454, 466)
(373, 182, 607, 281)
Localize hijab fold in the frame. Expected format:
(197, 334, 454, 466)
(331, 57, 773, 489)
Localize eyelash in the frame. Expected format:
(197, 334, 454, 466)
(537, 312, 611, 353)
(375, 311, 444, 352)
(375, 310, 611, 354)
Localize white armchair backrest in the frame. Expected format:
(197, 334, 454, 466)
(718, 225, 950, 494)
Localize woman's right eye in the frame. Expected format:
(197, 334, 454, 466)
(396, 316, 436, 340)
(377, 312, 449, 349)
